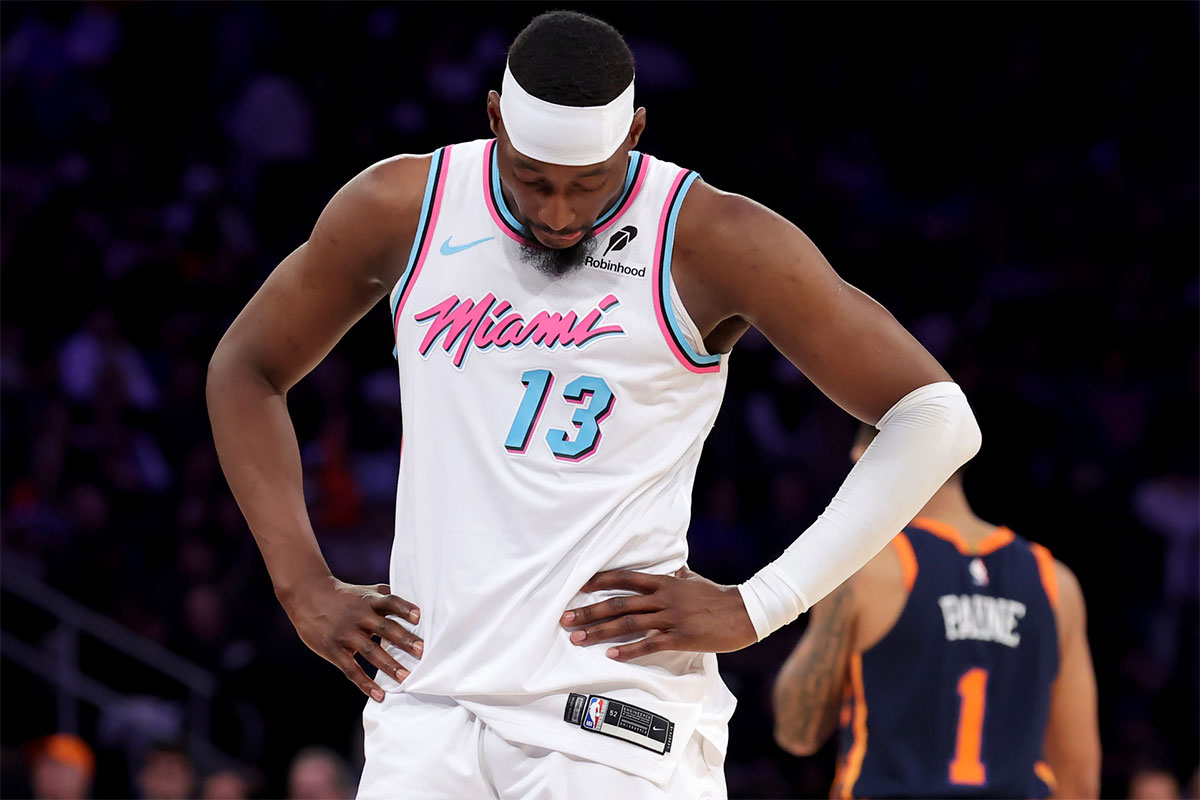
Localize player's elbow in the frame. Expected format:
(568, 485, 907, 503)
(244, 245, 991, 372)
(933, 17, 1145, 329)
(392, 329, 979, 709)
(1048, 736, 1102, 799)
(1053, 766, 1101, 800)
(773, 725, 822, 757)
(206, 344, 231, 408)
(206, 339, 245, 408)
(206, 335, 280, 410)
(947, 384, 982, 465)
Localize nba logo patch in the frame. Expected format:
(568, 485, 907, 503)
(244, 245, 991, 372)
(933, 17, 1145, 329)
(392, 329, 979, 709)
(583, 697, 605, 730)
(969, 557, 990, 587)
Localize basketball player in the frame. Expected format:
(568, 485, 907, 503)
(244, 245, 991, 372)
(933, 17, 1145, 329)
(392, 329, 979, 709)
(207, 11, 983, 798)
(772, 425, 1101, 799)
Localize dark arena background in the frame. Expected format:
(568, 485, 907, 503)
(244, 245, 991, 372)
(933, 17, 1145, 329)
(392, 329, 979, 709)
(1, 3, 1196, 799)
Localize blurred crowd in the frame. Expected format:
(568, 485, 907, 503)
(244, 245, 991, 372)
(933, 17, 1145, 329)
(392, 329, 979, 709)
(1, 3, 1196, 798)
(16, 733, 355, 800)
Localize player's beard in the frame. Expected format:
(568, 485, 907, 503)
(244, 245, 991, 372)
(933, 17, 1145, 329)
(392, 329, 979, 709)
(519, 232, 598, 277)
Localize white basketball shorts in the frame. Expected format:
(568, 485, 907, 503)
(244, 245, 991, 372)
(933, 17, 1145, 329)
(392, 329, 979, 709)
(357, 692, 727, 799)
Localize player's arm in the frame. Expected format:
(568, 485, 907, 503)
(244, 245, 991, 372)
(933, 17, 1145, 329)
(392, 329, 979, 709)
(563, 183, 979, 659)
(772, 580, 856, 756)
(689, 184, 978, 638)
(206, 155, 430, 701)
(1042, 561, 1101, 799)
(772, 538, 905, 755)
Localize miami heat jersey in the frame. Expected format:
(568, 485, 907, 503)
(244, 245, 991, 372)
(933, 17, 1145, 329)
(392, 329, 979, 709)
(376, 139, 736, 786)
(833, 519, 1060, 799)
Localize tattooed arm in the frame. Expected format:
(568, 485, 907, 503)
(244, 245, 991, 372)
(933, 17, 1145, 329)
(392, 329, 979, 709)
(772, 579, 859, 756)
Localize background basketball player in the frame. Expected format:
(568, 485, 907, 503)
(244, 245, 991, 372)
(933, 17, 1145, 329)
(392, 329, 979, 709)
(773, 424, 1101, 798)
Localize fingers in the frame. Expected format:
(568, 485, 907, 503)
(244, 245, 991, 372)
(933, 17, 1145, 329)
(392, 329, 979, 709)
(605, 634, 674, 662)
(562, 592, 659, 626)
(336, 650, 387, 702)
(581, 569, 664, 594)
(352, 634, 411, 685)
(370, 591, 420, 624)
(374, 616, 424, 660)
(567, 612, 669, 645)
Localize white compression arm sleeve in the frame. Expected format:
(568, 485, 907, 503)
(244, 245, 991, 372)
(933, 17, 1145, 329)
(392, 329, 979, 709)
(737, 381, 982, 640)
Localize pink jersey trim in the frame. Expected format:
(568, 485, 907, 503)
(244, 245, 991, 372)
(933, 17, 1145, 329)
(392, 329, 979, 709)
(593, 155, 649, 237)
(652, 169, 721, 374)
(394, 145, 453, 332)
(482, 140, 530, 244)
(484, 140, 650, 244)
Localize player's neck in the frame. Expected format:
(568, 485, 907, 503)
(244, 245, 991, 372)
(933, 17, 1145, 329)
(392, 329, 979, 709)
(914, 483, 998, 543)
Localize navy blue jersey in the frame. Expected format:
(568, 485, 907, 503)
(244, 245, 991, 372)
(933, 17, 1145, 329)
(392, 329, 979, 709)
(832, 518, 1060, 799)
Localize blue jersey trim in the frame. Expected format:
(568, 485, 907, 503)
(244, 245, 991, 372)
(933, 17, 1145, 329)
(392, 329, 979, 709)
(660, 171, 720, 367)
(594, 152, 643, 228)
(489, 145, 643, 235)
(392, 147, 446, 358)
(489, 145, 526, 234)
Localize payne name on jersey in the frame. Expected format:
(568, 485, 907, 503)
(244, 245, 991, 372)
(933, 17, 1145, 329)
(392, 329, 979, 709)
(937, 593, 1028, 648)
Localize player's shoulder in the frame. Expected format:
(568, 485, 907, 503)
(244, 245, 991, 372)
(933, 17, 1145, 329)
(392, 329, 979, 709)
(311, 153, 435, 254)
(1033, 551, 1088, 650)
(1017, 536, 1084, 606)
(1018, 535, 1087, 637)
(670, 169, 816, 291)
(1051, 556, 1085, 614)
(674, 177, 776, 244)
(303, 153, 439, 288)
(852, 533, 911, 594)
(341, 153, 435, 218)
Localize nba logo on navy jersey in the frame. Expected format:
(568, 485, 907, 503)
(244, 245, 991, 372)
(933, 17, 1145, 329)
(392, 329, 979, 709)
(969, 557, 990, 586)
(583, 697, 605, 730)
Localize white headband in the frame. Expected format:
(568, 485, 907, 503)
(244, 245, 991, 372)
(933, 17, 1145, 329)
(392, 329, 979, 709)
(499, 63, 635, 166)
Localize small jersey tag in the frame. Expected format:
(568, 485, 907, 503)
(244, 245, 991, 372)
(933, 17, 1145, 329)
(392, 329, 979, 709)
(564, 692, 675, 755)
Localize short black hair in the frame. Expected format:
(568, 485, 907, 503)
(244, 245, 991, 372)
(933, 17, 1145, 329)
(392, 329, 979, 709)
(507, 10, 634, 107)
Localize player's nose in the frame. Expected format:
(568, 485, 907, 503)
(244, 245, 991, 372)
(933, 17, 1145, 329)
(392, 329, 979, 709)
(537, 196, 576, 232)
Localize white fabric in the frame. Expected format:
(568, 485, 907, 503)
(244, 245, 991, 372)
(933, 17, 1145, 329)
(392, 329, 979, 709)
(359, 692, 727, 799)
(499, 63, 635, 165)
(383, 139, 735, 787)
(738, 381, 982, 640)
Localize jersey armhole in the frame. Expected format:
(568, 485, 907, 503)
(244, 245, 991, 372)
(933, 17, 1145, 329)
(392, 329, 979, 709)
(1029, 542, 1060, 611)
(891, 532, 918, 593)
(651, 169, 722, 374)
(390, 145, 452, 357)
(856, 533, 916, 655)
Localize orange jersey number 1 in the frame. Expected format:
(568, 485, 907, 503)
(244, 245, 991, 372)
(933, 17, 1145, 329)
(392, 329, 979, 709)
(949, 667, 988, 786)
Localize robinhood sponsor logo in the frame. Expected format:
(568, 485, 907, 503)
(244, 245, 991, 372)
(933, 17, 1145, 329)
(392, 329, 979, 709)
(584, 255, 646, 277)
(587, 225, 646, 277)
(602, 225, 638, 256)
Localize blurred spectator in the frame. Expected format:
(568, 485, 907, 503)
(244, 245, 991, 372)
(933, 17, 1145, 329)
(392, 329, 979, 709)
(1130, 765, 1183, 800)
(57, 308, 159, 411)
(135, 742, 195, 800)
(199, 767, 251, 800)
(28, 733, 94, 800)
(286, 746, 354, 800)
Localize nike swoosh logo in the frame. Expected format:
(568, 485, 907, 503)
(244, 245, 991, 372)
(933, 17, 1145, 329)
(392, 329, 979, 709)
(440, 235, 494, 256)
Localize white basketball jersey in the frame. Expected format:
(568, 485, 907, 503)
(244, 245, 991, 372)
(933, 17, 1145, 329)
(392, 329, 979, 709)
(380, 138, 736, 786)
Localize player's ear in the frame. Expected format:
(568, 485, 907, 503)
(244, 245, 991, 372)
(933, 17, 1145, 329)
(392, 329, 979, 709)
(625, 107, 646, 151)
(486, 91, 503, 137)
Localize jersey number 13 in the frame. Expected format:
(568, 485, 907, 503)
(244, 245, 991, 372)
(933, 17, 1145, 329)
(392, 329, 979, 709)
(504, 369, 614, 461)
